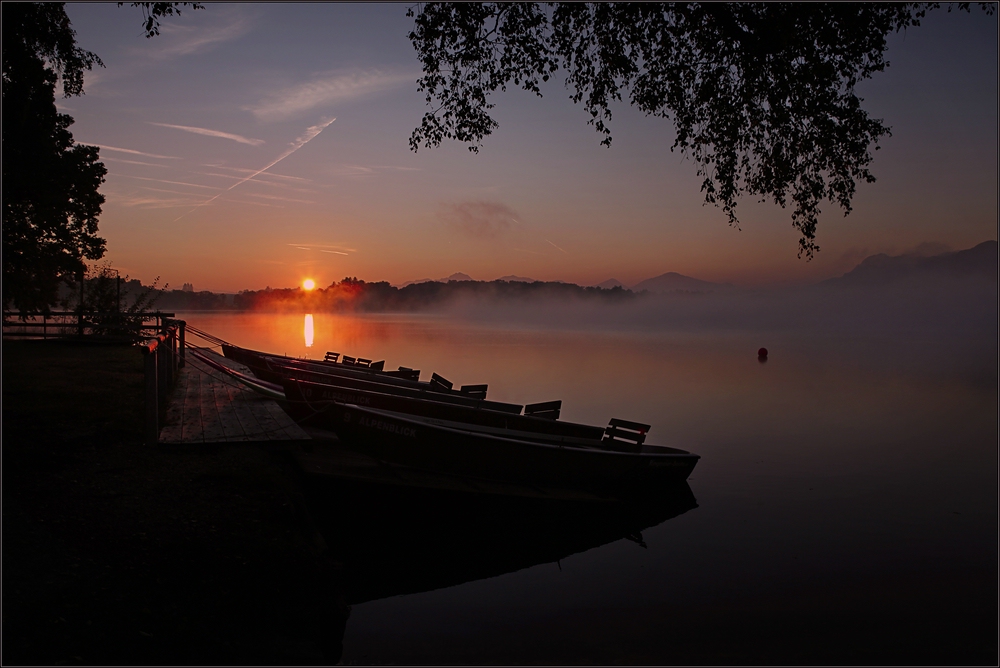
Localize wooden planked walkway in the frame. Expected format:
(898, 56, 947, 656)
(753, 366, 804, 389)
(159, 348, 310, 444)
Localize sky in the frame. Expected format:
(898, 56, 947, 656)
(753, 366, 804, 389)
(62, 4, 997, 293)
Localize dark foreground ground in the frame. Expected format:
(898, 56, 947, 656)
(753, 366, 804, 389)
(3, 340, 346, 665)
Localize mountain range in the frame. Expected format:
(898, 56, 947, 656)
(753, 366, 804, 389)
(395, 240, 997, 293)
(822, 240, 997, 287)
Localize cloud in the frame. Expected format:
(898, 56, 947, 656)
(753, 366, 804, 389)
(148, 122, 264, 146)
(86, 144, 181, 160)
(203, 165, 312, 182)
(287, 243, 356, 254)
(438, 201, 519, 239)
(329, 164, 421, 177)
(246, 70, 415, 121)
(112, 174, 219, 190)
(546, 239, 569, 254)
(102, 157, 172, 168)
(145, 16, 251, 60)
(111, 193, 202, 209)
(239, 192, 315, 205)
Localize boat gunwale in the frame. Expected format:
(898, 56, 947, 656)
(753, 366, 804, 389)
(339, 402, 699, 461)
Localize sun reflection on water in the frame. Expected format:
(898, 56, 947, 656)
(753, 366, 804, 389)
(304, 313, 314, 347)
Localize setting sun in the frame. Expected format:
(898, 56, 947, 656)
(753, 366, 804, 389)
(302, 279, 316, 291)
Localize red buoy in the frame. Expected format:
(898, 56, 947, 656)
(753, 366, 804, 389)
(757, 347, 768, 358)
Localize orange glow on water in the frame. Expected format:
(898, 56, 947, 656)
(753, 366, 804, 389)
(303, 278, 316, 291)
(304, 313, 314, 348)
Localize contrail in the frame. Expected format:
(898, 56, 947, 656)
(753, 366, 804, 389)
(546, 239, 568, 254)
(173, 118, 335, 221)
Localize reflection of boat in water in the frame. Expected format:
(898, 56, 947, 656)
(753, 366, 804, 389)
(304, 476, 696, 663)
(306, 477, 698, 606)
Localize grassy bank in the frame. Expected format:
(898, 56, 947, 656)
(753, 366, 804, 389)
(2, 340, 347, 665)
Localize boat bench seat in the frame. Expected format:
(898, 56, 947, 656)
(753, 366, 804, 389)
(430, 373, 454, 391)
(460, 383, 488, 399)
(525, 400, 561, 420)
(389, 366, 421, 381)
(324, 351, 340, 362)
(602, 418, 651, 452)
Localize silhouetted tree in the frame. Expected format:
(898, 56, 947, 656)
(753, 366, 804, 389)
(2, 3, 107, 313)
(3, 3, 202, 314)
(408, 3, 995, 258)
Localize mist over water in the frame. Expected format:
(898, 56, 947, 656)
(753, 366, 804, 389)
(175, 273, 996, 663)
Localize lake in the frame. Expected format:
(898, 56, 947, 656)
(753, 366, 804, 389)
(174, 306, 997, 664)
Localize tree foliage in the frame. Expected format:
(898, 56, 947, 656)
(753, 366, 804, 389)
(2, 3, 107, 313)
(117, 2, 204, 38)
(408, 2, 994, 258)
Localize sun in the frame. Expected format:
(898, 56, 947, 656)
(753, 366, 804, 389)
(302, 278, 316, 291)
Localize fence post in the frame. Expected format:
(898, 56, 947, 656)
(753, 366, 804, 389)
(178, 320, 186, 368)
(158, 334, 168, 399)
(171, 326, 178, 379)
(143, 345, 158, 446)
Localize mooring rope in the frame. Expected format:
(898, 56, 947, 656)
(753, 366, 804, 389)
(184, 324, 229, 348)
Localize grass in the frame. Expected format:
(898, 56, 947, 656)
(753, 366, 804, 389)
(2, 340, 347, 665)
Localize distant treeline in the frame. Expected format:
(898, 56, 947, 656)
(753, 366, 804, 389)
(228, 278, 638, 312)
(154, 289, 236, 311)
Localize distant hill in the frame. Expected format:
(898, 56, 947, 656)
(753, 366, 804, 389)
(823, 240, 998, 287)
(594, 278, 624, 289)
(631, 272, 732, 294)
(496, 275, 537, 283)
(401, 272, 474, 287)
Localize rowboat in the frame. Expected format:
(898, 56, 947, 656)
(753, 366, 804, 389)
(284, 377, 603, 443)
(309, 401, 699, 497)
(222, 343, 492, 400)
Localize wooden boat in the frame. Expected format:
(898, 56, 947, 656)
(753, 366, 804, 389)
(283, 377, 603, 443)
(309, 401, 699, 496)
(222, 343, 489, 398)
(270, 359, 526, 414)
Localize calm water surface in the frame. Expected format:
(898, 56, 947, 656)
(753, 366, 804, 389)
(177, 310, 997, 664)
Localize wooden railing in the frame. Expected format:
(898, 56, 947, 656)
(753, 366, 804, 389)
(137, 319, 186, 446)
(2, 310, 176, 340)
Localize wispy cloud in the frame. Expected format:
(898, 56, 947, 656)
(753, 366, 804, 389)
(546, 239, 569, 254)
(247, 70, 414, 122)
(174, 118, 336, 220)
(240, 192, 315, 205)
(329, 164, 421, 177)
(103, 157, 173, 168)
(145, 15, 251, 60)
(112, 174, 219, 190)
(287, 243, 356, 255)
(139, 186, 208, 196)
(86, 144, 181, 160)
(111, 193, 202, 209)
(148, 122, 264, 146)
(438, 201, 519, 239)
(203, 164, 312, 182)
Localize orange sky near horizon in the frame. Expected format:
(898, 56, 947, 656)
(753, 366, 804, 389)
(63, 5, 997, 292)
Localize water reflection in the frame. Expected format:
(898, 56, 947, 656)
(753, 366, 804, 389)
(304, 313, 314, 348)
(305, 479, 697, 606)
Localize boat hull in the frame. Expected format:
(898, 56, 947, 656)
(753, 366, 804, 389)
(330, 403, 698, 497)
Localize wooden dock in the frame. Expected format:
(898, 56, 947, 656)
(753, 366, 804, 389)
(158, 348, 310, 444)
